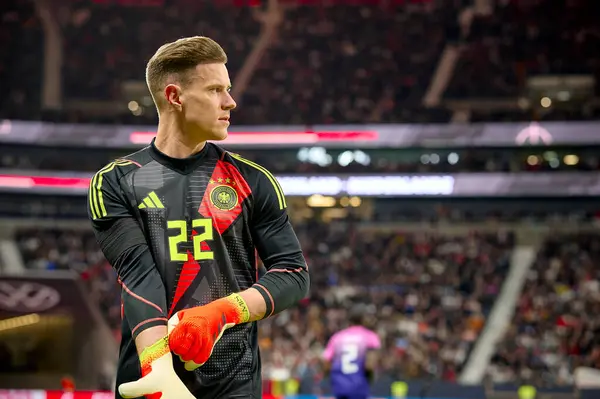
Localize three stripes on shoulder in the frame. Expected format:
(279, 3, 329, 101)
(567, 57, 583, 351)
(229, 153, 286, 210)
(89, 159, 136, 220)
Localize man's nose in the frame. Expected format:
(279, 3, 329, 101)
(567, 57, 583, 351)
(222, 93, 236, 110)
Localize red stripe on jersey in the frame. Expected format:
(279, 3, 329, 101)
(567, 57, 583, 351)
(116, 158, 142, 168)
(131, 317, 168, 336)
(267, 266, 305, 273)
(198, 160, 252, 235)
(120, 280, 164, 314)
(168, 250, 201, 317)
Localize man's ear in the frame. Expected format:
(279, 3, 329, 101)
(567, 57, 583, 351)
(165, 84, 183, 109)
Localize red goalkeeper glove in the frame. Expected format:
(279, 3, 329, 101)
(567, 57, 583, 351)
(168, 293, 250, 371)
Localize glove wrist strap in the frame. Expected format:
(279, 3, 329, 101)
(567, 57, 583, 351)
(140, 336, 170, 375)
(224, 293, 250, 324)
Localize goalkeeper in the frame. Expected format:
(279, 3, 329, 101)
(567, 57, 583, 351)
(88, 36, 309, 399)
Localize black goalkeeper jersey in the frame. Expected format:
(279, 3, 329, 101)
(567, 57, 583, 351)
(87, 140, 308, 399)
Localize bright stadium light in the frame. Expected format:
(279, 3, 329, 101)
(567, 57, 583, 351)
(540, 97, 552, 108)
(448, 152, 459, 165)
(527, 155, 539, 166)
(349, 196, 362, 207)
(297, 148, 310, 162)
(564, 154, 579, 165)
(298, 147, 332, 166)
(128, 101, 140, 112)
(308, 147, 332, 166)
(338, 151, 354, 167)
(307, 194, 336, 208)
(353, 150, 371, 166)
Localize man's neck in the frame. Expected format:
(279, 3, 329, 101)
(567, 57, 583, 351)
(154, 118, 206, 159)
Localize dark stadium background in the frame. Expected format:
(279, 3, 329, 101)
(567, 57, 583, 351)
(1, 0, 600, 398)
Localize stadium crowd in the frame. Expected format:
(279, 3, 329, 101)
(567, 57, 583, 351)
(260, 223, 514, 386)
(15, 228, 122, 339)
(15, 221, 600, 390)
(0, 0, 43, 121)
(488, 233, 600, 388)
(447, 0, 600, 100)
(14, 222, 514, 386)
(3, 0, 598, 124)
(61, 0, 260, 101)
(234, 1, 458, 124)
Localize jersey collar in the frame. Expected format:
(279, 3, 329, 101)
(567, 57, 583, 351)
(149, 138, 210, 174)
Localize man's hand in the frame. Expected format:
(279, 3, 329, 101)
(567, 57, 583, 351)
(168, 293, 250, 371)
(118, 336, 195, 399)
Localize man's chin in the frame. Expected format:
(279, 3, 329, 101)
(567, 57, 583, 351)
(208, 129, 229, 142)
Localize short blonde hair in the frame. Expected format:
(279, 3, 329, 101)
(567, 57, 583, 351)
(146, 36, 227, 109)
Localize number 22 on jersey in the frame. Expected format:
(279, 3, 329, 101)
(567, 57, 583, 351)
(167, 218, 214, 261)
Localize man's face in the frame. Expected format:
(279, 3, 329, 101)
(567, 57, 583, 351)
(170, 63, 236, 142)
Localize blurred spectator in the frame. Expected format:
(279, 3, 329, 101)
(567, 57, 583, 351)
(259, 224, 513, 384)
(15, 228, 121, 335)
(0, 0, 43, 120)
(447, 0, 600, 99)
(16, 228, 103, 272)
(488, 233, 600, 387)
(61, 0, 261, 101)
(236, 1, 455, 124)
(1, 0, 456, 124)
(2, 0, 599, 124)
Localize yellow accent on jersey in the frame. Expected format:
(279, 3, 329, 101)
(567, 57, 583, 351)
(143, 197, 155, 208)
(166, 219, 214, 262)
(138, 191, 165, 209)
(89, 160, 134, 220)
(148, 191, 164, 208)
(229, 153, 286, 210)
(167, 220, 187, 262)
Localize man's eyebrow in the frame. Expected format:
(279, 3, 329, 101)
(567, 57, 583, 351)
(205, 82, 232, 89)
